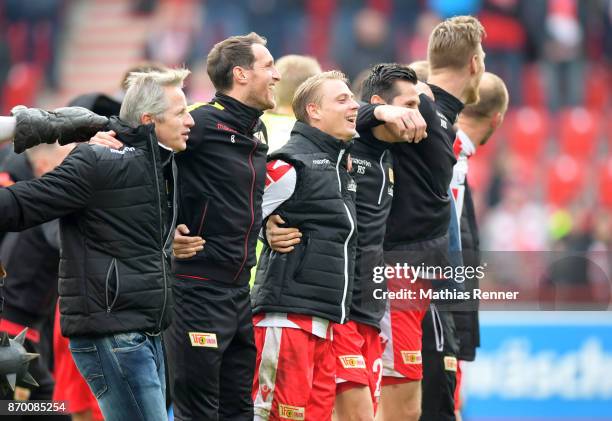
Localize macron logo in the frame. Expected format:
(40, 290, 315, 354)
(436, 111, 449, 129)
(110, 147, 135, 155)
(217, 122, 238, 134)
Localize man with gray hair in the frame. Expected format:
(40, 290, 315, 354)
(91, 32, 281, 420)
(0, 68, 194, 421)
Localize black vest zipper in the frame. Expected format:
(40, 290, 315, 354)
(149, 134, 169, 331)
(377, 150, 388, 205)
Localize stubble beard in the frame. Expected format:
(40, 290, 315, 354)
(247, 88, 275, 112)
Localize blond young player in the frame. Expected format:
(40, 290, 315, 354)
(377, 16, 486, 421)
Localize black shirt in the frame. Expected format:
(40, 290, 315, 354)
(349, 127, 394, 328)
(384, 84, 463, 251)
(175, 93, 268, 286)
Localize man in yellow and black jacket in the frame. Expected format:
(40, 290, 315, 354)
(167, 32, 280, 421)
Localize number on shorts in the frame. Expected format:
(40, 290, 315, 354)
(373, 357, 383, 398)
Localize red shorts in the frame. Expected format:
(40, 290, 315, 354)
(253, 326, 336, 420)
(380, 277, 430, 384)
(51, 305, 103, 420)
(454, 360, 463, 411)
(333, 321, 383, 411)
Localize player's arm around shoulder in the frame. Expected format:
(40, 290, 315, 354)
(0, 144, 97, 231)
(263, 159, 301, 253)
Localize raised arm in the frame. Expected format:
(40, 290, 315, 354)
(0, 145, 97, 231)
(6, 106, 109, 153)
(357, 103, 427, 143)
(0, 116, 16, 146)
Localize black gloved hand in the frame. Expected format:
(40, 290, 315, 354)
(11, 106, 109, 153)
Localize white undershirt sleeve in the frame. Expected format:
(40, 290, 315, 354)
(0, 116, 16, 144)
(262, 159, 297, 220)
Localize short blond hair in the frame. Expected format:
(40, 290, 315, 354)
(427, 15, 485, 71)
(120, 68, 191, 127)
(292, 70, 349, 123)
(275, 55, 322, 108)
(462, 72, 509, 119)
(408, 60, 430, 82)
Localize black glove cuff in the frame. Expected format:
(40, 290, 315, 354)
(11, 106, 109, 153)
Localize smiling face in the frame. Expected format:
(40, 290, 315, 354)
(153, 86, 195, 152)
(243, 43, 281, 111)
(308, 79, 360, 141)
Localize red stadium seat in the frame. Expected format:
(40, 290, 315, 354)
(473, 125, 502, 161)
(598, 158, 612, 209)
(6, 23, 27, 64)
(506, 107, 550, 160)
(584, 65, 611, 111)
(510, 153, 540, 186)
(1, 63, 42, 114)
(465, 154, 490, 193)
(558, 107, 600, 159)
(608, 110, 612, 150)
(522, 64, 546, 108)
(546, 154, 586, 207)
(305, 0, 336, 61)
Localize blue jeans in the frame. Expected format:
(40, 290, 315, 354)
(69, 332, 167, 421)
(448, 187, 463, 268)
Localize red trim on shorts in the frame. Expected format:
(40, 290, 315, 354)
(253, 325, 336, 419)
(454, 360, 463, 411)
(336, 380, 367, 395)
(381, 376, 419, 387)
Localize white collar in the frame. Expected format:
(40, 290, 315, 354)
(456, 129, 476, 157)
(158, 142, 173, 152)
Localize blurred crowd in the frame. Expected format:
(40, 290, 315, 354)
(0, 0, 611, 283)
(138, 0, 612, 107)
(0, 0, 66, 106)
(124, 0, 612, 292)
